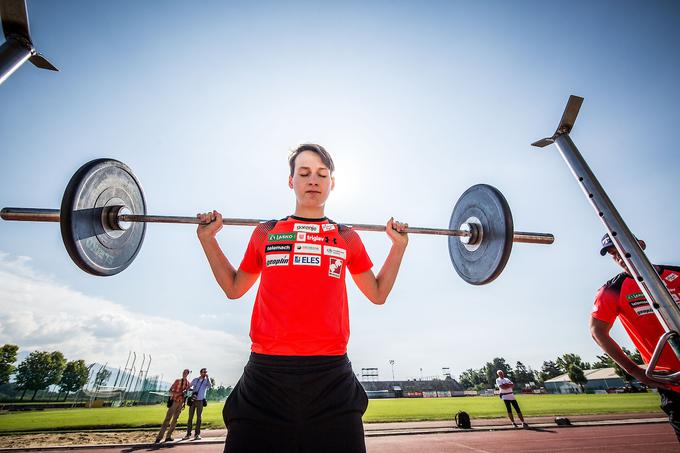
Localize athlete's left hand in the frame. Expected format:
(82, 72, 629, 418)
(387, 217, 408, 248)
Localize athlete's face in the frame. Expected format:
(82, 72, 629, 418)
(289, 150, 335, 209)
(607, 240, 646, 273)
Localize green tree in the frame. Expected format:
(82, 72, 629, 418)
(94, 367, 112, 387)
(538, 360, 562, 384)
(556, 353, 590, 373)
(59, 360, 89, 400)
(484, 358, 512, 387)
(47, 351, 67, 396)
(458, 368, 485, 390)
(0, 344, 19, 385)
(567, 364, 588, 392)
(513, 361, 535, 388)
(15, 351, 54, 400)
(591, 354, 615, 369)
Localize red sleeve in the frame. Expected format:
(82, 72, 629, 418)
(238, 222, 273, 274)
(344, 228, 373, 275)
(591, 285, 619, 324)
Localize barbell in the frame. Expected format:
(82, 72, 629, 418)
(0, 159, 554, 284)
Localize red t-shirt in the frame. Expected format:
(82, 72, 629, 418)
(239, 216, 373, 356)
(592, 265, 680, 388)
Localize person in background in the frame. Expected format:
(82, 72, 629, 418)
(495, 370, 528, 428)
(184, 367, 212, 441)
(155, 368, 191, 443)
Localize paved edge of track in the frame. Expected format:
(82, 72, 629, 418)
(0, 417, 668, 452)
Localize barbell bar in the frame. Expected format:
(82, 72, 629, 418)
(0, 158, 554, 284)
(0, 208, 554, 243)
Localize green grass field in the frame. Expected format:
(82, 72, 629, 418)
(0, 394, 663, 434)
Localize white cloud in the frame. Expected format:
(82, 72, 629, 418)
(0, 252, 250, 386)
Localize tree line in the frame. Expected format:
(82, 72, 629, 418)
(0, 344, 232, 402)
(457, 349, 643, 392)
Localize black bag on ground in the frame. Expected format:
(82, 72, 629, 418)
(455, 411, 471, 429)
(555, 416, 571, 426)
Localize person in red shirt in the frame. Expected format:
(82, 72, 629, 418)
(590, 233, 680, 442)
(197, 144, 408, 453)
(154, 368, 191, 444)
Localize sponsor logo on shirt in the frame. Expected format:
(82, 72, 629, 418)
(293, 254, 321, 266)
(672, 293, 679, 302)
(294, 223, 320, 233)
(329, 258, 343, 278)
(322, 224, 336, 232)
(294, 243, 321, 254)
(634, 306, 654, 316)
(297, 232, 306, 241)
(666, 273, 678, 282)
(269, 233, 296, 242)
(265, 254, 290, 267)
(629, 300, 649, 307)
(265, 244, 292, 253)
(305, 234, 326, 243)
(324, 246, 347, 259)
(626, 292, 645, 301)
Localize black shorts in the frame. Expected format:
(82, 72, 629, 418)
(223, 353, 369, 453)
(658, 388, 680, 442)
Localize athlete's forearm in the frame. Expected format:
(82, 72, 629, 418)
(199, 237, 239, 298)
(590, 319, 640, 375)
(374, 244, 407, 305)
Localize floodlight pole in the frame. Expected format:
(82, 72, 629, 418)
(533, 95, 680, 381)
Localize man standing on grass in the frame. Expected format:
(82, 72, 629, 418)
(155, 368, 191, 444)
(495, 370, 528, 428)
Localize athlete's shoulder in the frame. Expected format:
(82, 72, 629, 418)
(600, 272, 627, 296)
(660, 265, 680, 274)
(251, 219, 278, 241)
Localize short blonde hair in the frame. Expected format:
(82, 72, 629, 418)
(288, 144, 335, 177)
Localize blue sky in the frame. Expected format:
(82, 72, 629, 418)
(1, 0, 679, 386)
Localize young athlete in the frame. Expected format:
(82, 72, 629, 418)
(197, 144, 408, 453)
(590, 233, 680, 442)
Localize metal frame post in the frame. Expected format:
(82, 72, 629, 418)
(533, 96, 680, 380)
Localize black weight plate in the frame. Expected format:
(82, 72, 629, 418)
(60, 159, 146, 276)
(448, 184, 513, 285)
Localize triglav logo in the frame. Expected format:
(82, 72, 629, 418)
(266, 254, 290, 267)
(294, 223, 320, 233)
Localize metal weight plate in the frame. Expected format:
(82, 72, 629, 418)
(448, 184, 513, 285)
(60, 159, 146, 276)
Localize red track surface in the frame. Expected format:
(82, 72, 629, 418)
(10, 423, 677, 453)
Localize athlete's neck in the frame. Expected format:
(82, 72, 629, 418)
(293, 204, 325, 219)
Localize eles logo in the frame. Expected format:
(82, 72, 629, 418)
(266, 254, 290, 267)
(293, 255, 321, 266)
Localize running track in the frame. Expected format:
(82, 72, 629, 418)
(13, 423, 678, 452)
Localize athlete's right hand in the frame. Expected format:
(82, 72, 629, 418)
(197, 210, 223, 241)
(629, 367, 674, 391)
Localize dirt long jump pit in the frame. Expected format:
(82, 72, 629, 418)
(0, 417, 678, 453)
